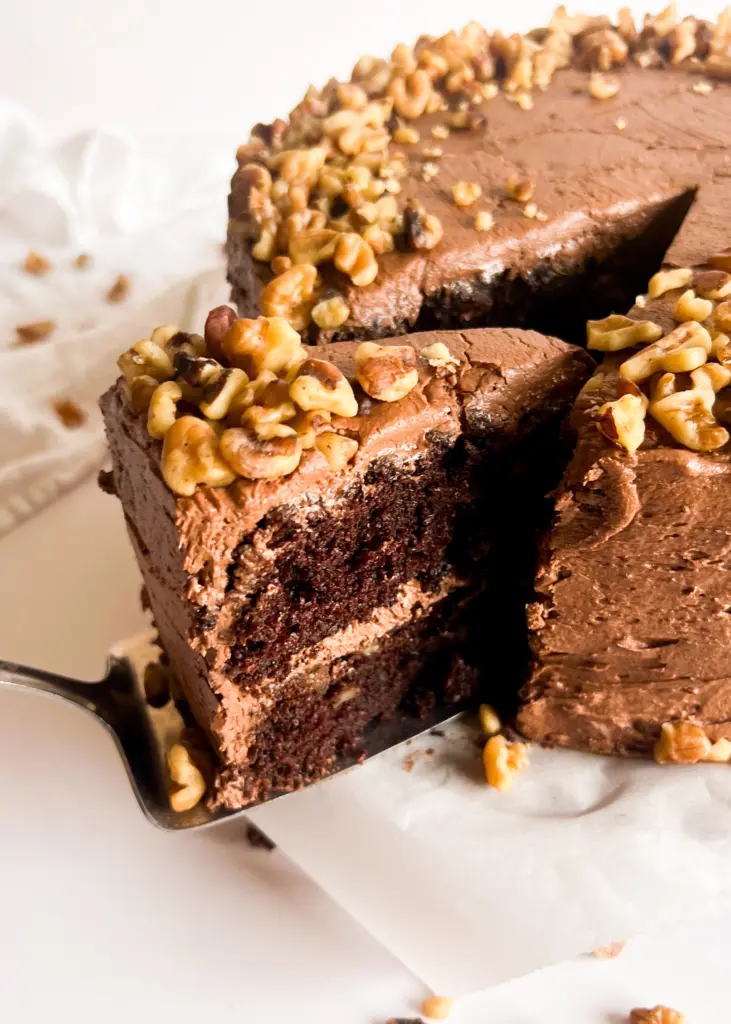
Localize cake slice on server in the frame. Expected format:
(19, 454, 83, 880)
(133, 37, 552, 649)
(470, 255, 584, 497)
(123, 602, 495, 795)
(100, 311, 591, 809)
(519, 226, 731, 766)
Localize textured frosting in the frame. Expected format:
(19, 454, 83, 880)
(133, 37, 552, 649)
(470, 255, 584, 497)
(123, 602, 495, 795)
(229, 64, 731, 339)
(520, 212, 731, 754)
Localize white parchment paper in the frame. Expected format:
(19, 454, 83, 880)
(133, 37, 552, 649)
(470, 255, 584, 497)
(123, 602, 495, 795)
(250, 715, 731, 995)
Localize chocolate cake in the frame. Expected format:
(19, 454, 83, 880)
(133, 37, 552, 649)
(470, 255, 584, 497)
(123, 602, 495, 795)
(101, 5, 731, 805)
(102, 319, 590, 806)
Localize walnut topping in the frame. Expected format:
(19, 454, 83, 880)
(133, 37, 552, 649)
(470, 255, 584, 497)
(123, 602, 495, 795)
(200, 367, 250, 420)
(707, 736, 731, 762)
(483, 734, 529, 792)
(420, 342, 459, 368)
(673, 289, 713, 322)
(693, 78, 714, 95)
(167, 742, 207, 813)
(506, 175, 534, 202)
(355, 342, 418, 402)
(620, 321, 712, 382)
(53, 398, 86, 429)
(106, 274, 131, 303)
(315, 431, 359, 471)
(147, 380, 183, 439)
(220, 422, 302, 480)
(15, 320, 56, 344)
(586, 314, 663, 352)
(715, 300, 731, 332)
(629, 1006, 686, 1024)
(597, 393, 646, 452)
(162, 416, 236, 496)
(222, 316, 303, 377)
(290, 358, 359, 416)
(710, 248, 731, 273)
(420, 996, 453, 1020)
(654, 721, 712, 764)
(333, 233, 378, 286)
(22, 250, 53, 275)
(648, 266, 693, 298)
(259, 264, 319, 330)
(694, 270, 731, 300)
(588, 72, 620, 98)
(452, 181, 482, 207)
(616, 116, 627, 130)
(311, 293, 351, 329)
(393, 124, 420, 144)
(402, 199, 443, 251)
(474, 210, 494, 232)
(478, 703, 501, 736)
(289, 229, 338, 266)
(73, 252, 92, 270)
(650, 385, 729, 451)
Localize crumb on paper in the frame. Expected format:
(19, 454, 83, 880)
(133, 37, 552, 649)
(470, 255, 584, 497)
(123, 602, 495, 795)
(106, 274, 131, 303)
(52, 398, 86, 429)
(402, 753, 416, 773)
(420, 995, 453, 1020)
(15, 320, 56, 344)
(592, 940, 626, 958)
(73, 253, 92, 270)
(22, 250, 52, 276)
(246, 823, 276, 851)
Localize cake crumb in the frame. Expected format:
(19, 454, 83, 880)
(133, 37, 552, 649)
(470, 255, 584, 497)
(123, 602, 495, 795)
(421, 996, 453, 1020)
(73, 252, 92, 270)
(106, 274, 131, 303)
(628, 1006, 686, 1023)
(22, 250, 52, 276)
(52, 398, 86, 429)
(403, 753, 416, 772)
(15, 320, 56, 345)
(246, 823, 276, 851)
(616, 116, 627, 130)
(693, 79, 713, 95)
(592, 940, 626, 958)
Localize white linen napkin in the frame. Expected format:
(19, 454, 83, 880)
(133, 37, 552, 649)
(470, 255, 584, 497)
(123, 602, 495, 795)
(0, 100, 232, 535)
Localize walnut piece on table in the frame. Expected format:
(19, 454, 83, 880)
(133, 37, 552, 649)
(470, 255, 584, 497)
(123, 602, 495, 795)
(15, 320, 56, 345)
(52, 398, 86, 429)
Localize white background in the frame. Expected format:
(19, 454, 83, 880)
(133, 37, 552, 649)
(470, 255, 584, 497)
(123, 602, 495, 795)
(1, 1, 730, 1021)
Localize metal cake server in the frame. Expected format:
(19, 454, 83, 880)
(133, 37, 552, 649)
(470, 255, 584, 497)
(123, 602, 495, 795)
(0, 632, 458, 831)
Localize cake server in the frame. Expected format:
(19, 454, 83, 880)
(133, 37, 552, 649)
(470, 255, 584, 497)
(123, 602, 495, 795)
(0, 631, 459, 831)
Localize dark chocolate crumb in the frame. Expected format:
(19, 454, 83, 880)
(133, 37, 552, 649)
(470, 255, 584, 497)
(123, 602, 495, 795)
(246, 823, 276, 851)
(429, 728, 446, 738)
(98, 469, 116, 495)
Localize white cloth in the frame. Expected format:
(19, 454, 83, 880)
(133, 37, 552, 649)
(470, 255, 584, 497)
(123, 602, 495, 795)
(0, 101, 232, 535)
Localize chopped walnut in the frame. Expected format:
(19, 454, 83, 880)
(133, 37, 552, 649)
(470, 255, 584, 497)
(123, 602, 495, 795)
(289, 358, 359, 417)
(592, 941, 626, 959)
(654, 721, 712, 764)
(420, 996, 453, 1020)
(259, 265, 318, 330)
(53, 398, 86, 429)
(431, 124, 449, 140)
(597, 392, 646, 452)
(334, 233, 378, 287)
(673, 289, 713, 322)
(707, 736, 731, 762)
(15, 320, 56, 344)
(22, 250, 52, 275)
(715, 300, 731, 332)
(478, 704, 501, 736)
(73, 252, 92, 270)
(315, 431, 359, 471)
(648, 266, 693, 298)
(312, 293, 350, 330)
(147, 380, 183, 439)
(220, 422, 302, 480)
(106, 274, 131, 303)
(506, 175, 534, 202)
(388, 69, 433, 119)
(420, 342, 459, 368)
(162, 416, 236, 495)
(650, 385, 729, 452)
(694, 270, 731, 300)
(483, 734, 529, 791)
(167, 742, 207, 813)
(620, 321, 712, 382)
(393, 124, 420, 144)
(474, 210, 494, 232)
(223, 316, 302, 377)
(355, 342, 418, 402)
(589, 72, 620, 98)
(452, 181, 482, 207)
(693, 79, 714, 95)
(402, 200, 443, 251)
(616, 116, 627, 130)
(587, 314, 663, 352)
(629, 1006, 686, 1024)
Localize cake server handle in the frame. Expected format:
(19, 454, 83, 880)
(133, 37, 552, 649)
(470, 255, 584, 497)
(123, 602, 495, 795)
(0, 659, 104, 710)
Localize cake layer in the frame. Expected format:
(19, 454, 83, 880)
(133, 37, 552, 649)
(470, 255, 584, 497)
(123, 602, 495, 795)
(101, 323, 591, 806)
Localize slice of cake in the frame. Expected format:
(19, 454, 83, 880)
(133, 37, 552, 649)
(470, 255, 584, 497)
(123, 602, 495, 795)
(227, 12, 731, 347)
(519, 232, 731, 761)
(101, 311, 591, 807)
